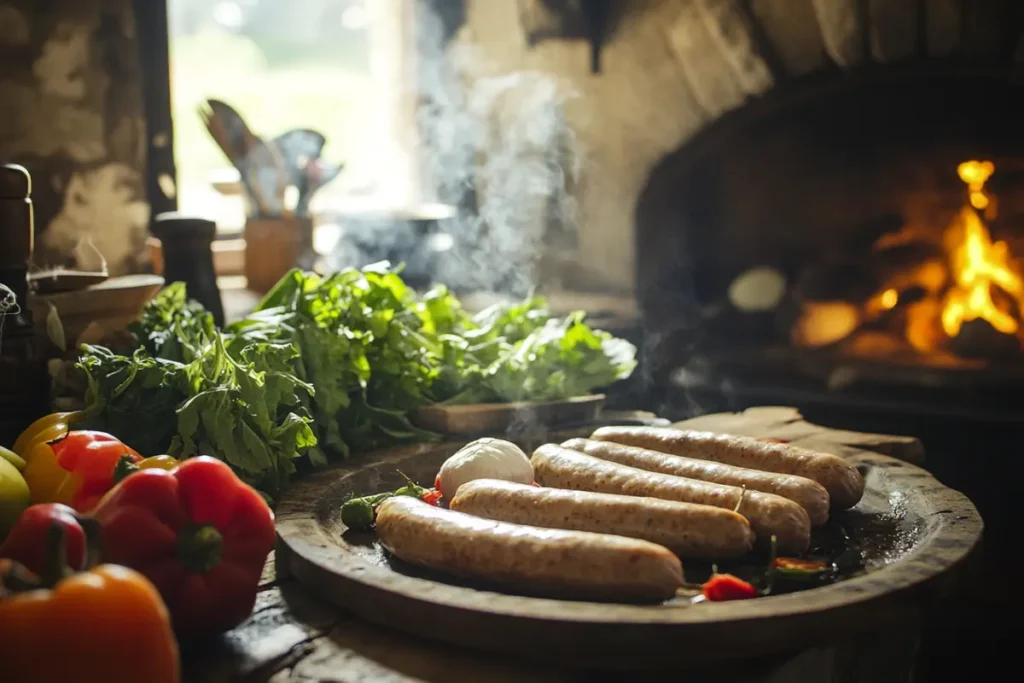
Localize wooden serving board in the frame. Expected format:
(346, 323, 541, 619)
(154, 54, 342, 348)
(275, 409, 981, 669)
(411, 394, 605, 436)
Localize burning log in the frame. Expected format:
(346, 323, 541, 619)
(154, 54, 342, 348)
(795, 243, 945, 305)
(947, 318, 1021, 359)
(795, 260, 877, 303)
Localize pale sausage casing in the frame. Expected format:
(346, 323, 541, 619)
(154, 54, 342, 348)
(589, 426, 864, 510)
(374, 496, 684, 601)
(449, 478, 754, 559)
(562, 438, 831, 526)
(531, 445, 812, 555)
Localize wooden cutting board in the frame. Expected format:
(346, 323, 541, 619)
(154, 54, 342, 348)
(275, 409, 981, 669)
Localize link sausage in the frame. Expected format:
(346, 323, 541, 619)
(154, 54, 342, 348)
(449, 478, 754, 559)
(562, 438, 831, 526)
(374, 496, 684, 601)
(531, 445, 811, 554)
(590, 426, 864, 510)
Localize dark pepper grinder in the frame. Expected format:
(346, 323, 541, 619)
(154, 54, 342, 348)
(0, 163, 46, 445)
(0, 164, 34, 334)
(151, 212, 225, 327)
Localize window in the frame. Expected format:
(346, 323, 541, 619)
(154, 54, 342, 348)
(167, 0, 382, 236)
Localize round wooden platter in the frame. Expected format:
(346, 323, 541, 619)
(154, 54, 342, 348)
(275, 441, 982, 669)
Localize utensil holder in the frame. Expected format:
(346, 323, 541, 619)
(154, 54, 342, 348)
(244, 216, 313, 293)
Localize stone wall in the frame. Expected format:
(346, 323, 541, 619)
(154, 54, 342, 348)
(451, 0, 1024, 295)
(0, 0, 147, 275)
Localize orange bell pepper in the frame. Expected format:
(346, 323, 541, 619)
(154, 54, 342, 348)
(21, 431, 141, 512)
(0, 520, 180, 683)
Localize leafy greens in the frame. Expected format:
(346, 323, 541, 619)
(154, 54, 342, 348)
(74, 264, 636, 500)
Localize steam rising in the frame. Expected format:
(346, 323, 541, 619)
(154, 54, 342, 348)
(413, 1, 581, 296)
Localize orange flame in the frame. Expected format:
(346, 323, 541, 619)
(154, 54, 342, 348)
(939, 161, 1024, 338)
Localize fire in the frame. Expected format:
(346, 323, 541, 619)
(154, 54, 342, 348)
(790, 159, 1024, 357)
(939, 161, 1024, 337)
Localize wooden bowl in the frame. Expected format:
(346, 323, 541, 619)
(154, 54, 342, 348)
(29, 274, 164, 347)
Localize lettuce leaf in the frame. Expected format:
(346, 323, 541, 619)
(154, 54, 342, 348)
(74, 263, 637, 499)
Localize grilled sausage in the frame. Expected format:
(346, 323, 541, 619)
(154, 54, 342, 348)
(590, 426, 865, 510)
(531, 445, 811, 554)
(375, 496, 684, 601)
(562, 438, 831, 526)
(449, 478, 754, 559)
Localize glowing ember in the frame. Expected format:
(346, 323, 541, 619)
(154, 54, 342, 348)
(790, 159, 1024, 357)
(939, 160, 1024, 338)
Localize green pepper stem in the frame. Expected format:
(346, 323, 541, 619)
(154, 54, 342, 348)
(112, 454, 141, 484)
(178, 524, 224, 573)
(395, 470, 426, 495)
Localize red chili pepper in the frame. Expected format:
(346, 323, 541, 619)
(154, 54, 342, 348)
(421, 489, 443, 506)
(758, 437, 790, 444)
(90, 456, 275, 638)
(0, 503, 87, 575)
(52, 431, 142, 512)
(702, 573, 758, 601)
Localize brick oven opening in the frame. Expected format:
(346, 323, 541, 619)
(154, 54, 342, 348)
(636, 69, 1024, 419)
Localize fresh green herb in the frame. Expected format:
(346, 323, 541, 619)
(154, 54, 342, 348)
(75, 295, 317, 500)
(227, 266, 443, 460)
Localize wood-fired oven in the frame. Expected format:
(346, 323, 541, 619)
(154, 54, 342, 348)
(624, 4, 1024, 673)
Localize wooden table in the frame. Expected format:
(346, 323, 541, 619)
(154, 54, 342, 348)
(183, 407, 951, 683)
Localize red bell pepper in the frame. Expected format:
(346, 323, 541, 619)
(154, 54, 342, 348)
(702, 573, 758, 601)
(90, 456, 275, 638)
(0, 503, 86, 575)
(52, 431, 142, 511)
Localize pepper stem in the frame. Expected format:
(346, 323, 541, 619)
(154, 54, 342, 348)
(1, 518, 97, 594)
(112, 454, 141, 484)
(178, 524, 223, 573)
(40, 523, 72, 589)
(78, 516, 104, 570)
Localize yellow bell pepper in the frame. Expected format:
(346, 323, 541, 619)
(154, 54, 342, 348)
(137, 455, 180, 472)
(12, 412, 84, 458)
(22, 441, 81, 507)
(111, 454, 179, 484)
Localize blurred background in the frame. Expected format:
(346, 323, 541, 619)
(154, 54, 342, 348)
(168, 0, 375, 232)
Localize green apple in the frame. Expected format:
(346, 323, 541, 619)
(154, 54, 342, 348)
(0, 456, 30, 541)
(0, 445, 26, 471)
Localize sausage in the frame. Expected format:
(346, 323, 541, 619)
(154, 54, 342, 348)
(562, 438, 831, 526)
(449, 478, 754, 559)
(374, 496, 684, 601)
(531, 445, 811, 554)
(590, 426, 865, 510)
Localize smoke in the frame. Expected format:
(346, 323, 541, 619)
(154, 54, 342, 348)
(412, 0, 581, 297)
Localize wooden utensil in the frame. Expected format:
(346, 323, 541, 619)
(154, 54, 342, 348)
(199, 99, 290, 217)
